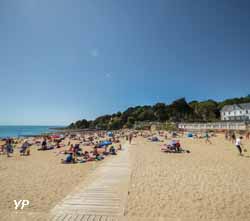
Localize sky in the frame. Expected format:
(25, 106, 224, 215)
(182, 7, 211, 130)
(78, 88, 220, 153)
(0, 0, 250, 125)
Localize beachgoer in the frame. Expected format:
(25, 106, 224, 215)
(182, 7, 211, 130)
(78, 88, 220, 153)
(175, 140, 181, 152)
(20, 140, 30, 156)
(205, 132, 212, 144)
(246, 132, 250, 140)
(6, 138, 13, 157)
(118, 144, 122, 150)
(129, 134, 133, 144)
(109, 146, 117, 155)
(61, 153, 74, 163)
(225, 131, 228, 140)
(42, 138, 47, 150)
(0, 145, 4, 154)
(231, 133, 236, 144)
(235, 136, 243, 156)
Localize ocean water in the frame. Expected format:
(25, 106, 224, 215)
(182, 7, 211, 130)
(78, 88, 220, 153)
(0, 126, 59, 138)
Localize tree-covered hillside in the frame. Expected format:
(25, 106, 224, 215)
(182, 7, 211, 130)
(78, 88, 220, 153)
(68, 96, 250, 130)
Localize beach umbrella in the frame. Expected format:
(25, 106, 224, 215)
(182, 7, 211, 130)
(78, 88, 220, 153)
(99, 141, 112, 147)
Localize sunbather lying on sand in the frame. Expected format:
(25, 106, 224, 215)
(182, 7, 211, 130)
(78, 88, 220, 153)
(148, 136, 163, 142)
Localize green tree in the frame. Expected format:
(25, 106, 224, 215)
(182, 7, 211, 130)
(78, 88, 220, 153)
(153, 103, 169, 121)
(108, 117, 123, 130)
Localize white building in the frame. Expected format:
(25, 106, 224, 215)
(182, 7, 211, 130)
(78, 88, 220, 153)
(220, 103, 250, 121)
(178, 122, 248, 131)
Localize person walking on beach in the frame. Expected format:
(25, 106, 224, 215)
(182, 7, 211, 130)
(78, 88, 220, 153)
(231, 132, 236, 144)
(129, 133, 133, 144)
(205, 132, 212, 144)
(235, 136, 243, 156)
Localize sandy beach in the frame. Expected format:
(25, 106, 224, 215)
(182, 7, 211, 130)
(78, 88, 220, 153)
(1, 133, 250, 220)
(126, 134, 250, 220)
(0, 138, 107, 220)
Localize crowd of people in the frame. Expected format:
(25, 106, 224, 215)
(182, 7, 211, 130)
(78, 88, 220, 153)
(1, 129, 249, 158)
(0, 130, 131, 163)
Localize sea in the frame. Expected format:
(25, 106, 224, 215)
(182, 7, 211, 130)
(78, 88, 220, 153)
(0, 126, 60, 138)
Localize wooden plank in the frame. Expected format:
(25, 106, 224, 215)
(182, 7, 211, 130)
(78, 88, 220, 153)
(63, 214, 73, 221)
(81, 215, 90, 221)
(50, 144, 130, 220)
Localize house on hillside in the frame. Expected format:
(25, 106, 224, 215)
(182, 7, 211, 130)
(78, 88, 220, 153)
(220, 103, 250, 121)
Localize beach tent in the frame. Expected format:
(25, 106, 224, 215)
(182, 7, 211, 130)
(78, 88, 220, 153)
(99, 141, 112, 147)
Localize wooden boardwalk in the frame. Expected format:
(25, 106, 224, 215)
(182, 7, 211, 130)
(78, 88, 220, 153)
(50, 144, 130, 221)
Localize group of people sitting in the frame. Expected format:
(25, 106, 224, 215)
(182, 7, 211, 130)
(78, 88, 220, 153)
(161, 140, 190, 153)
(37, 137, 64, 151)
(61, 142, 121, 164)
(0, 138, 32, 157)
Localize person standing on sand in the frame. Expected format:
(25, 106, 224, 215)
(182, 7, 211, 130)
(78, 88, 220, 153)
(129, 133, 133, 144)
(231, 132, 236, 144)
(235, 136, 243, 156)
(41, 138, 47, 150)
(205, 132, 212, 144)
(225, 131, 228, 140)
(5, 138, 13, 157)
(246, 132, 250, 140)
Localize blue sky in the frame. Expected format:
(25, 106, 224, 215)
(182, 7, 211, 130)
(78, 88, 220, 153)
(0, 0, 250, 125)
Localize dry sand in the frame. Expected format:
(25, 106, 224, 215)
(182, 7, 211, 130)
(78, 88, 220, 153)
(126, 135, 250, 220)
(0, 140, 103, 219)
(1, 134, 250, 221)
